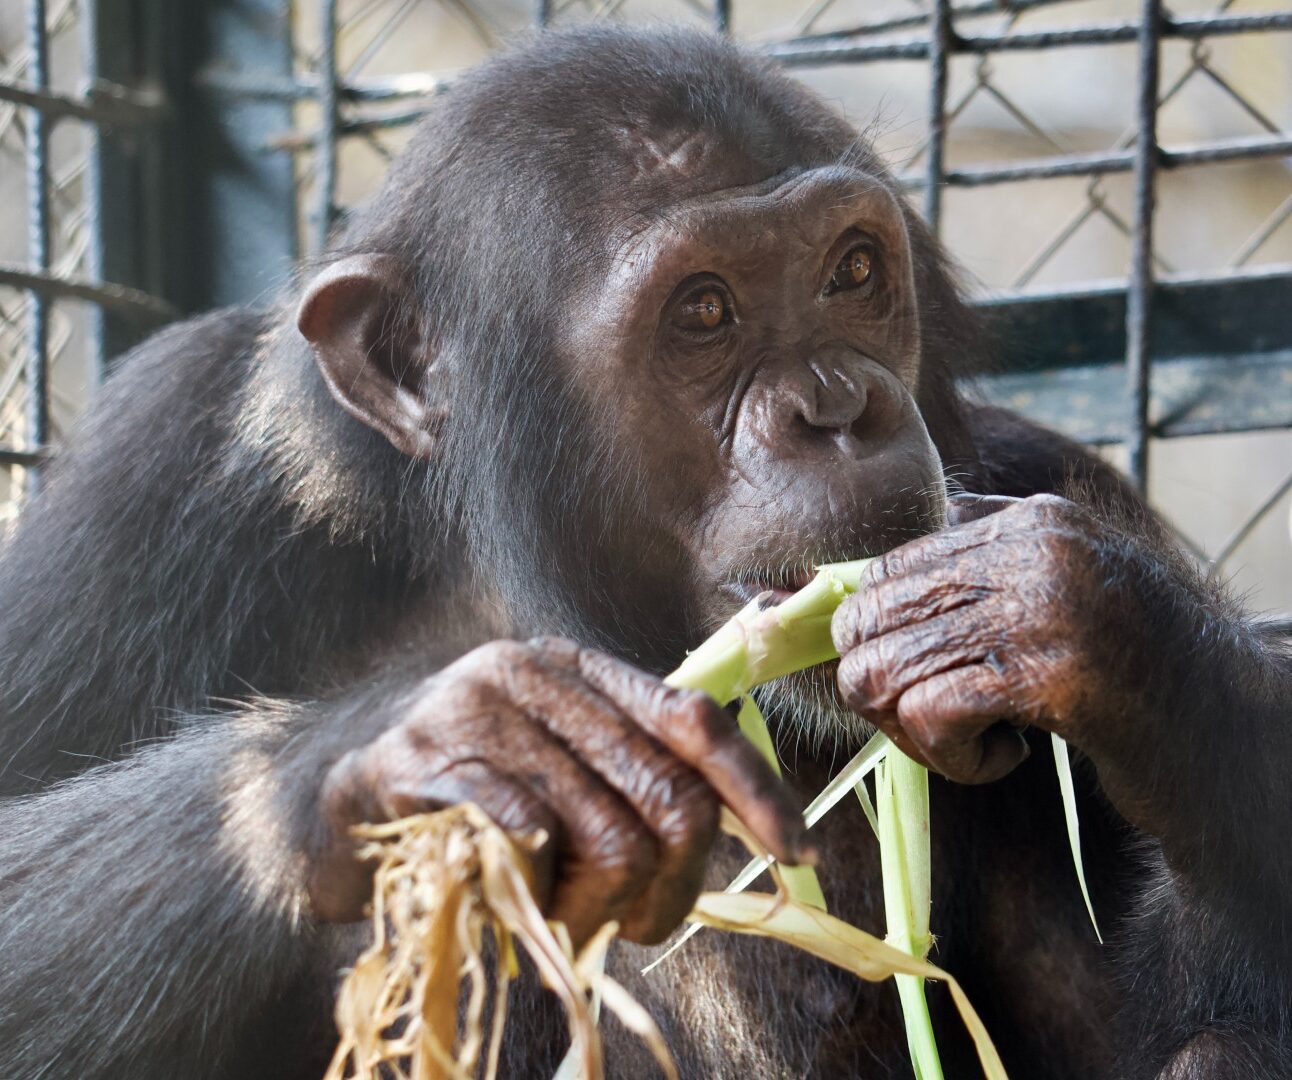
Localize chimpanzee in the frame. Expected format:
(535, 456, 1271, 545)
(1, 25, 1289, 1080)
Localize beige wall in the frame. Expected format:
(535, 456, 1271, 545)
(2, 0, 1289, 611)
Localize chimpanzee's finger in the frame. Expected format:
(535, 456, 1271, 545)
(568, 645, 817, 867)
(852, 706, 933, 771)
(946, 492, 1020, 526)
(382, 760, 559, 911)
(502, 646, 720, 943)
(832, 562, 996, 652)
(439, 714, 658, 949)
(347, 694, 658, 946)
(837, 608, 999, 714)
(309, 745, 556, 922)
(895, 663, 1030, 784)
(856, 499, 1026, 592)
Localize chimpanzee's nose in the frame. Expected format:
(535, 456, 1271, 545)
(757, 348, 907, 460)
(795, 358, 869, 434)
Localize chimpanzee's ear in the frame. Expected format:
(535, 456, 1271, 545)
(296, 253, 441, 459)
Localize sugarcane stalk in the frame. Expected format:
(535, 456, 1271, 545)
(878, 751, 941, 1079)
(663, 559, 941, 1073)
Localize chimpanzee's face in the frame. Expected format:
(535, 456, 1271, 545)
(561, 161, 947, 629)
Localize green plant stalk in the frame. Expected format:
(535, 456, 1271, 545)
(664, 559, 941, 1073)
(664, 560, 871, 704)
(736, 696, 827, 911)
(877, 752, 942, 1080)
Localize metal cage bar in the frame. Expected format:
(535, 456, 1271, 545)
(315, 0, 341, 254)
(22, 0, 51, 497)
(924, 0, 950, 236)
(1, 0, 1288, 566)
(1126, 0, 1161, 493)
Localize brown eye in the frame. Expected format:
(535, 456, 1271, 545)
(677, 289, 728, 332)
(829, 245, 875, 293)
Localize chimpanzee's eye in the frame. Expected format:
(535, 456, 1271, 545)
(676, 288, 729, 332)
(828, 245, 876, 294)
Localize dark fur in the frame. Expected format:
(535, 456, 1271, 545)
(2, 26, 1289, 1080)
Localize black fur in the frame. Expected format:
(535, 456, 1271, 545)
(1, 26, 1289, 1080)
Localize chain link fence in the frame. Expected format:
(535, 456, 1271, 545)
(1, 0, 1289, 619)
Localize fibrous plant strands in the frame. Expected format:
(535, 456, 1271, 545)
(324, 804, 1008, 1080)
(327, 557, 1038, 1078)
(323, 803, 676, 1080)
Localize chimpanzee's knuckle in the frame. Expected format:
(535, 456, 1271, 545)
(320, 749, 367, 824)
(529, 636, 581, 665)
(868, 546, 909, 584)
(1020, 493, 1085, 528)
(663, 685, 726, 738)
(652, 772, 719, 849)
(838, 649, 882, 711)
(831, 594, 865, 653)
(407, 678, 488, 738)
(462, 638, 528, 672)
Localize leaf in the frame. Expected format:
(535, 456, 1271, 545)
(736, 696, 827, 911)
(641, 733, 891, 975)
(1051, 733, 1102, 943)
(689, 892, 1008, 1080)
(803, 731, 891, 828)
(853, 775, 879, 839)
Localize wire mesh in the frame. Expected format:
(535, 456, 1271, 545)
(0, 0, 1289, 616)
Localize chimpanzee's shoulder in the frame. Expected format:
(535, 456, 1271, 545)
(965, 402, 1147, 517)
(121, 305, 275, 364)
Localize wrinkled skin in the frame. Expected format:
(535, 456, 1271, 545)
(6, 28, 1291, 1080)
(311, 638, 812, 945)
(563, 166, 943, 622)
(304, 165, 948, 941)
(835, 492, 1123, 786)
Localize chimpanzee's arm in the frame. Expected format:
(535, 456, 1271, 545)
(0, 638, 804, 1080)
(0, 691, 388, 1080)
(1107, 615, 1292, 1078)
(910, 405, 1292, 1073)
(967, 405, 1292, 948)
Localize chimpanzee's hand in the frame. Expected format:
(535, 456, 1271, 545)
(832, 492, 1173, 785)
(307, 638, 812, 945)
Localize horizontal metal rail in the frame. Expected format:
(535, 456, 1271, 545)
(0, 264, 179, 322)
(0, 447, 47, 468)
(897, 132, 1292, 189)
(980, 259, 1292, 308)
(0, 77, 164, 125)
(770, 11, 1292, 66)
(792, 0, 1073, 40)
(195, 68, 446, 103)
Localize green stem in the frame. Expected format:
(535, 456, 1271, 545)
(878, 753, 942, 1080)
(737, 696, 827, 911)
(663, 558, 942, 1076)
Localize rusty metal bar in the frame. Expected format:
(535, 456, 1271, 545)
(314, 0, 339, 253)
(924, 0, 951, 235)
(1127, 0, 1162, 492)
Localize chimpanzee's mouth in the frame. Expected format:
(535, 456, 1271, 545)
(724, 565, 820, 608)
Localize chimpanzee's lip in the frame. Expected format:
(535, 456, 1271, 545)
(723, 565, 818, 608)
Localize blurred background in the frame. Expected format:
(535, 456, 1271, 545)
(0, 0, 1289, 618)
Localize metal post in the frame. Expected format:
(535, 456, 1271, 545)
(714, 0, 731, 35)
(24, 0, 50, 497)
(1126, 0, 1161, 492)
(81, 0, 107, 382)
(925, 0, 951, 234)
(315, 0, 340, 254)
